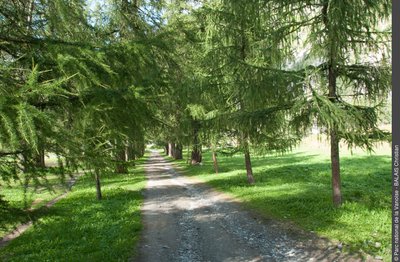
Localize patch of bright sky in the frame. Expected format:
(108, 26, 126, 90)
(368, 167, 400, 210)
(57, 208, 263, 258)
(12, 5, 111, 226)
(86, 0, 166, 27)
(87, 0, 102, 11)
(85, 0, 110, 25)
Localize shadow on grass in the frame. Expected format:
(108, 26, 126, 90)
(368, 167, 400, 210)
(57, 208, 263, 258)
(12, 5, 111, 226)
(176, 151, 391, 257)
(0, 169, 146, 262)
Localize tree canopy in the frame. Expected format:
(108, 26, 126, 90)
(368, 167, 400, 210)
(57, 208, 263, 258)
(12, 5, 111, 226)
(0, 0, 392, 211)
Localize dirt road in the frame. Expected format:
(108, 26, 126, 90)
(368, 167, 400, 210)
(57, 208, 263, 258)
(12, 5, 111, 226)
(134, 151, 363, 262)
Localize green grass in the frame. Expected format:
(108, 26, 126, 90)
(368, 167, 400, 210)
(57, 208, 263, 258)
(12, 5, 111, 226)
(0, 157, 147, 261)
(0, 168, 71, 238)
(169, 142, 391, 260)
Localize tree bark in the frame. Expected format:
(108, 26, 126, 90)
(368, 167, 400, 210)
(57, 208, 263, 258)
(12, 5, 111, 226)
(238, 25, 254, 184)
(191, 120, 202, 164)
(168, 142, 175, 158)
(165, 144, 169, 155)
(243, 141, 255, 184)
(186, 144, 191, 164)
(139, 142, 145, 157)
(94, 168, 102, 200)
(212, 150, 218, 174)
(115, 146, 128, 173)
(328, 64, 341, 207)
(126, 143, 135, 167)
(174, 143, 183, 160)
(191, 149, 202, 165)
(330, 130, 341, 206)
(323, 2, 342, 207)
(34, 148, 45, 168)
(126, 142, 134, 161)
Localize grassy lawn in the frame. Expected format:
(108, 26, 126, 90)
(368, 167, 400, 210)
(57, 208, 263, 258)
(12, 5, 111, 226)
(169, 140, 391, 260)
(0, 157, 147, 261)
(0, 168, 72, 238)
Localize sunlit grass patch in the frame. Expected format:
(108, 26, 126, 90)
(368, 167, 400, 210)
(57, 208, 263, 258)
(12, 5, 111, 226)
(0, 157, 147, 261)
(171, 144, 391, 260)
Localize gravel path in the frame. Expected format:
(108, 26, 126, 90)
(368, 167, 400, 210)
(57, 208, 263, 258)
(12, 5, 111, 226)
(135, 151, 365, 262)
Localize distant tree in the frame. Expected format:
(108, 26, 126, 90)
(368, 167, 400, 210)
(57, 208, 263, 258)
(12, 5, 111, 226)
(155, 0, 208, 164)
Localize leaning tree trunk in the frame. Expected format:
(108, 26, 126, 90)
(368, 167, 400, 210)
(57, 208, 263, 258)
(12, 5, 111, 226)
(94, 168, 102, 200)
(243, 140, 255, 184)
(212, 150, 218, 175)
(174, 143, 183, 160)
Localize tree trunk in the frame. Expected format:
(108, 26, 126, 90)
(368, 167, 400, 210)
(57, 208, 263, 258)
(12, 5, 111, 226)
(174, 143, 183, 160)
(237, 30, 254, 183)
(191, 149, 202, 164)
(165, 144, 169, 155)
(186, 144, 191, 164)
(126, 143, 135, 167)
(23, 173, 30, 209)
(168, 142, 175, 158)
(323, 1, 342, 207)
(330, 130, 341, 206)
(34, 148, 45, 168)
(94, 168, 102, 200)
(212, 150, 218, 174)
(139, 142, 145, 157)
(328, 64, 341, 207)
(243, 142, 255, 184)
(126, 143, 134, 161)
(115, 147, 128, 173)
(191, 121, 202, 164)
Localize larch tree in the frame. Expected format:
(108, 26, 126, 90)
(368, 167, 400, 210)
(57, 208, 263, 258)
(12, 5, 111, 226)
(0, 0, 169, 201)
(69, 0, 169, 197)
(0, 0, 94, 181)
(0, 0, 99, 209)
(157, 0, 208, 164)
(275, 0, 392, 206)
(201, 0, 303, 184)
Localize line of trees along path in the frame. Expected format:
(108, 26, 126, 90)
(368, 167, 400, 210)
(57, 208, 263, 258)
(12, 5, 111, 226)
(0, 0, 391, 220)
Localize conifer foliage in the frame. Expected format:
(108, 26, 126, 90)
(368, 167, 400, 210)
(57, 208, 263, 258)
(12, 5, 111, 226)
(0, 0, 392, 212)
(277, 0, 392, 206)
(0, 0, 167, 204)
